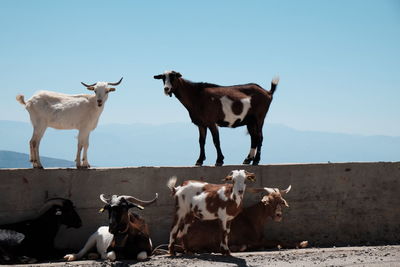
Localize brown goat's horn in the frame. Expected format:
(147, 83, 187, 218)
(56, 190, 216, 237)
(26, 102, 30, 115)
(108, 77, 123, 86)
(121, 193, 158, 207)
(81, 81, 97, 87)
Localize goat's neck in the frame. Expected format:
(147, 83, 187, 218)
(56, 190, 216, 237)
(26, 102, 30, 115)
(173, 79, 201, 110)
(246, 202, 273, 226)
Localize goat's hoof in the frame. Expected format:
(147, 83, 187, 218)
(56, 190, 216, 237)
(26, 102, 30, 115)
(33, 165, 44, 169)
(252, 161, 259, 166)
(243, 158, 252, 164)
(215, 162, 224, 166)
(63, 254, 77, 261)
(195, 161, 203, 166)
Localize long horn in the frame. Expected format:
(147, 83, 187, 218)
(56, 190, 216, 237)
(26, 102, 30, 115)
(100, 194, 111, 204)
(120, 193, 158, 207)
(246, 187, 267, 193)
(108, 77, 123, 86)
(81, 81, 97, 87)
(38, 198, 65, 215)
(280, 185, 292, 195)
(264, 187, 279, 195)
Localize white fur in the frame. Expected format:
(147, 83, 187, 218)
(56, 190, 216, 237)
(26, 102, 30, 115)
(136, 251, 148, 261)
(16, 81, 116, 168)
(249, 148, 257, 158)
(220, 96, 251, 127)
(64, 226, 114, 261)
(163, 70, 174, 95)
(272, 76, 280, 85)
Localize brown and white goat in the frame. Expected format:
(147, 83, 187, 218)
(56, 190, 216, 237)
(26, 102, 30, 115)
(154, 71, 278, 166)
(167, 170, 255, 255)
(64, 193, 158, 262)
(16, 78, 122, 169)
(179, 186, 292, 253)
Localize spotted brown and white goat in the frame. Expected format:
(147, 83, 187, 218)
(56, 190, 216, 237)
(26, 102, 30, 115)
(154, 71, 278, 166)
(167, 170, 255, 255)
(16, 78, 122, 169)
(179, 185, 292, 253)
(64, 193, 158, 262)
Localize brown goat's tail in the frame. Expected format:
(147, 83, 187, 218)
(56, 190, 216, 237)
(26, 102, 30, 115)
(270, 76, 280, 95)
(16, 94, 26, 106)
(167, 176, 177, 195)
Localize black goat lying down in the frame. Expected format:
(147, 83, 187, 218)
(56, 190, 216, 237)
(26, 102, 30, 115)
(0, 198, 82, 261)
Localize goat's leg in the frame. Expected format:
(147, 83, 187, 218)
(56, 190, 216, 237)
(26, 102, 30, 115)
(76, 130, 90, 169)
(218, 219, 231, 256)
(209, 125, 224, 166)
(195, 126, 207, 166)
(168, 215, 183, 255)
(81, 132, 91, 168)
(75, 142, 83, 169)
(253, 130, 263, 165)
(30, 125, 46, 169)
(243, 123, 260, 165)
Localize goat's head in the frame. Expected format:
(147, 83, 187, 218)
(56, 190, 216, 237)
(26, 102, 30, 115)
(223, 170, 256, 196)
(99, 193, 158, 235)
(153, 70, 182, 97)
(248, 185, 291, 222)
(38, 198, 82, 228)
(81, 77, 123, 107)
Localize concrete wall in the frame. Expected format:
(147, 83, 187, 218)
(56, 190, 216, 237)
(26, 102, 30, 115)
(0, 162, 399, 251)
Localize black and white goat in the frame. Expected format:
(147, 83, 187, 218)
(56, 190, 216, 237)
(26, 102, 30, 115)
(154, 71, 278, 166)
(16, 78, 122, 169)
(0, 198, 82, 260)
(64, 193, 158, 262)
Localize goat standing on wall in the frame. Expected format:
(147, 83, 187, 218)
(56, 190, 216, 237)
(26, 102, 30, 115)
(154, 71, 278, 166)
(16, 78, 123, 169)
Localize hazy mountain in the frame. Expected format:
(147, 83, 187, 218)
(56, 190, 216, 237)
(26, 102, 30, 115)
(0, 150, 75, 168)
(0, 120, 399, 168)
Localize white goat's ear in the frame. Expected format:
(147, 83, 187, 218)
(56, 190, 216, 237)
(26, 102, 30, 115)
(55, 209, 62, 216)
(108, 87, 116, 92)
(223, 171, 233, 181)
(245, 171, 256, 182)
(87, 86, 95, 91)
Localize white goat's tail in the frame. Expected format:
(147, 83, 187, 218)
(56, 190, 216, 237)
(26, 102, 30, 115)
(270, 76, 280, 95)
(167, 176, 177, 195)
(16, 94, 26, 106)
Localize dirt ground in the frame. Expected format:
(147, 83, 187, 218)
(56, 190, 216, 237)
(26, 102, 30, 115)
(10, 245, 400, 267)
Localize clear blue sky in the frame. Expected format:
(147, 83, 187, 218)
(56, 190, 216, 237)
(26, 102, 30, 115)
(1, 0, 399, 136)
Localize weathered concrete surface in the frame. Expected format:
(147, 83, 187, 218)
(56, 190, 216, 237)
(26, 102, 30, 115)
(0, 162, 399, 251)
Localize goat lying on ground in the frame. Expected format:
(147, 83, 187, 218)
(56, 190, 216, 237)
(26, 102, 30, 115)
(0, 229, 25, 264)
(154, 71, 278, 166)
(167, 170, 255, 255)
(16, 78, 122, 169)
(178, 185, 296, 253)
(1, 198, 82, 261)
(64, 193, 158, 262)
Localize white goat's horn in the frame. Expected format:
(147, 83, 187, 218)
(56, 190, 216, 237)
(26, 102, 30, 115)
(120, 193, 158, 207)
(108, 77, 123, 86)
(264, 187, 279, 195)
(99, 194, 111, 204)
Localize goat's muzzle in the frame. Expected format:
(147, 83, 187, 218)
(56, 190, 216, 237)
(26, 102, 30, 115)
(97, 100, 103, 107)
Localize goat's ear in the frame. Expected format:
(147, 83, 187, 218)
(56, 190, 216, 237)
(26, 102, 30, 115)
(245, 171, 256, 182)
(222, 172, 233, 181)
(108, 87, 116, 92)
(86, 86, 95, 91)
(175, 72, 182, 78)
(283, 199, 289, 208)
(261, 195, 270, 205)
(128, 202, 144, 210)
(154, 74, 164, 80)
(99, 205, 109, 213)
(55, 208, 62, 216)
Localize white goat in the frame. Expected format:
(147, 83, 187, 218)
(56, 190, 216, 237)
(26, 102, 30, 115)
(16, 78, 122, 168)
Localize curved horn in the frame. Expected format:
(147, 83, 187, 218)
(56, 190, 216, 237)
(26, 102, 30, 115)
(81, 81, 97, 88)
(280, 185, 292, 195)
(264, 187, 279, 195)
(108, 77, 123, 86)
(38, 198, 66, 215)
(120, 193, 158, 207)
(100, 194, 111, 204)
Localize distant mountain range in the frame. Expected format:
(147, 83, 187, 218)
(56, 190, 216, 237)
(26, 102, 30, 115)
(0, 150, 74, 168)
(0, 120, 399, 168)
